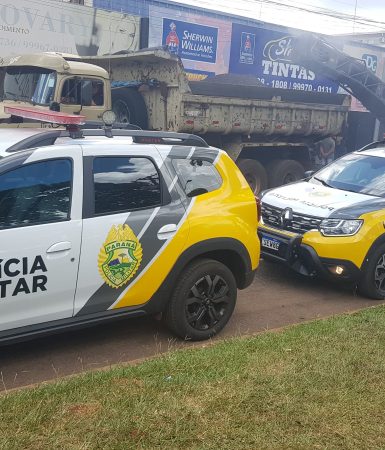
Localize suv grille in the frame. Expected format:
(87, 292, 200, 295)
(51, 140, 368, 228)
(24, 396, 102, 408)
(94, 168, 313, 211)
(261, 203, 322, 234)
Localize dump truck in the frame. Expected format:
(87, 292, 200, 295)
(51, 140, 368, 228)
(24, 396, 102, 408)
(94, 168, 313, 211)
(0, 49, 350, 193)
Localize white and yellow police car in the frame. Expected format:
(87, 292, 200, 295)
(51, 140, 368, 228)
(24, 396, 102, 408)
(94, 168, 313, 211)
(0, 113, 260, 343)
(259, 140, 385, 300)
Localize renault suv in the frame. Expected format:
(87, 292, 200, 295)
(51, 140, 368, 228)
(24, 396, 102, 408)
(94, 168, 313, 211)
(259, 141, 385, 299)
(0, 127, 259, 343)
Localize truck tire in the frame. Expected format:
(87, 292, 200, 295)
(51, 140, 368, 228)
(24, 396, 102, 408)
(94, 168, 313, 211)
(111, 88, 148, 129)
(237, 158, 268, 195)
(163, 258, 237, 341)
(267, 159, 305, 187)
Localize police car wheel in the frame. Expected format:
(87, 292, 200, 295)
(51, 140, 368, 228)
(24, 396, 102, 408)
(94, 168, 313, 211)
(164, 258, 237, 341)
(359, 244, 385, 300)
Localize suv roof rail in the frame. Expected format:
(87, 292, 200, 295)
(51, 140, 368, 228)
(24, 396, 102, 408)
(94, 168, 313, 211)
(79, 130, 210, 147)
(80, 121, 142, 130)
(6, 129, 210, 153)
(358, 140, 385, 152)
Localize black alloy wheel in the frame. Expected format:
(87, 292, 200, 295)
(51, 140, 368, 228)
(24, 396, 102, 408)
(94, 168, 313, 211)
(164, 258, 237, 340)
(186, 274, 230, 331)
(374, 254, 385, 295)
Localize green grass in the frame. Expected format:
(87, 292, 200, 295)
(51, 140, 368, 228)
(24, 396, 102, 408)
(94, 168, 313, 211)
(2, 307, 385, 449)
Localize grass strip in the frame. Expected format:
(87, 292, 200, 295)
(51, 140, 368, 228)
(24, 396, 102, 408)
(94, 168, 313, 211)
(1, 306, 385, 449)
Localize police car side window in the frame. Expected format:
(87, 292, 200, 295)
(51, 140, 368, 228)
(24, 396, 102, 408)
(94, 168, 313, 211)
(172, 159, 222, 197)
(0, 159, 72, 229)
(93, 157, 162, 215)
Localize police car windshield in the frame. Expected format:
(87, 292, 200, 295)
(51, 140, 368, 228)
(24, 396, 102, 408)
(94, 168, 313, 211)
(310, 152, 385, 197)
(4, 67, 56, 105)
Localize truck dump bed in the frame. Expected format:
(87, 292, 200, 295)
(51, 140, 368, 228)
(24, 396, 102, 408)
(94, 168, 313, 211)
(183, 81, 349, 138)
(81, 49, 350, 140)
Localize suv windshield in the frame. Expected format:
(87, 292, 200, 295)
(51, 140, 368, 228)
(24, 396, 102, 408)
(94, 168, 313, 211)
(3, 66, 56, 105)
(310, 152, 385, 197)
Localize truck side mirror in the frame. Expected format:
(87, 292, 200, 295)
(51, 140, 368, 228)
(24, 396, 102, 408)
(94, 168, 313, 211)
(49, 101, 60, 112)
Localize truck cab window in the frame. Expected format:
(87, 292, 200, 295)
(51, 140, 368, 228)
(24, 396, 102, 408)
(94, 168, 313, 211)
(91, 81, 104, 106)
(4, 66, 56, 105)
(61, 79, 80, 104)
(60, 79, 104, 106)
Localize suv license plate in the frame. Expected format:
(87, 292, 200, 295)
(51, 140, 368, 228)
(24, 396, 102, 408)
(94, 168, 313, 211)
(261, 236, 281, 251)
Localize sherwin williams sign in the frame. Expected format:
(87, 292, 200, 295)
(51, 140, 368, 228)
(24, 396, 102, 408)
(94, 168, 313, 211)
(149, 5, 231, 75)
(229, 23, 339, 93)
(162, 18, 218, 63)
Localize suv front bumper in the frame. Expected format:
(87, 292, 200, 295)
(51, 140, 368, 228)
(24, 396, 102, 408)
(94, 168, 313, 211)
(258, 226, 361, 282)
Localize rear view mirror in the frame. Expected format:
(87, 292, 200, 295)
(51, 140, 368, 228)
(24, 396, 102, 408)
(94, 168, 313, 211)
(305, 170, 315, 178)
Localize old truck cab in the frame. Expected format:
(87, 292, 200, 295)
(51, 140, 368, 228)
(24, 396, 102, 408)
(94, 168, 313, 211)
(0, 53, 111, 124)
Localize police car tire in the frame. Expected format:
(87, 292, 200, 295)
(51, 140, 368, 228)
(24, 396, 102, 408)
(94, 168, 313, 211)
(111, 88, 148, 129)
(359, 244, 385, 300)
(164, 258, 237, 341)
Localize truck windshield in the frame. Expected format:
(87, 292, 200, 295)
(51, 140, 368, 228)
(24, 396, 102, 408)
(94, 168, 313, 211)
(310, 152, 385, 197)
(3, 66, 56, 105)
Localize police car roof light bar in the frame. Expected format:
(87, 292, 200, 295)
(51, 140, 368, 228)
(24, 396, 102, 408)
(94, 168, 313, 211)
(4, 106, 86, 126)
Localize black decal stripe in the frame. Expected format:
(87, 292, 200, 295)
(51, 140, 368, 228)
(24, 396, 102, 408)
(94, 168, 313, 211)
(75, 206, 162, 316)
(75, 164, 191, 316)
(167, 146, 194, 159)
(191, 148, 219, 162)
(160, 164, 181, 202)
(108, 197, 194, 311)
(330, 199, 385, 219)
(76, 199, 190, 316)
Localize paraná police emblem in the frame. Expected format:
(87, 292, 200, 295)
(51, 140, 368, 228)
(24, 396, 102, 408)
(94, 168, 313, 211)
(98, 224, 143, 288)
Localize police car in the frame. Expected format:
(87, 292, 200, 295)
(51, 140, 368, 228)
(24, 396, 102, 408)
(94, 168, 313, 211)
(0, 109, 259, 343)
(259, 141, 385, 299)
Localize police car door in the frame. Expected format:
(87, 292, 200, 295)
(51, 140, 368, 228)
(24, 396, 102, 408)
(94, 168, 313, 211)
(0, 146, 82, 332)
(74, 144, 190, 316)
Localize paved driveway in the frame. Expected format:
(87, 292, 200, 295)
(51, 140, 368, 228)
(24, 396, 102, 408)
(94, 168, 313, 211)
(0, 260, 382, 391)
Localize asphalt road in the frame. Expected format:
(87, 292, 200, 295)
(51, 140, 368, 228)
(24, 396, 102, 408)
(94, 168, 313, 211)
(0, 260, 383, 392)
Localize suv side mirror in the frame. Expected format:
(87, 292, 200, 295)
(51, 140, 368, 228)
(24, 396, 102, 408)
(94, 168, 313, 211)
(304, 170, 315, 178)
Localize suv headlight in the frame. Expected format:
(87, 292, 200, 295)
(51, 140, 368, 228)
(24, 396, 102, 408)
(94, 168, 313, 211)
(319, 219, 363, 236)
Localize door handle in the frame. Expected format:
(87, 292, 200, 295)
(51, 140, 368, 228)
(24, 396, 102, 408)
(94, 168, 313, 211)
(46, 241, 72, 253)
(157, 224, 177, 240)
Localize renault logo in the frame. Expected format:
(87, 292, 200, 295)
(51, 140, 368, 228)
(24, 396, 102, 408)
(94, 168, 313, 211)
(280, 207, 293, 227)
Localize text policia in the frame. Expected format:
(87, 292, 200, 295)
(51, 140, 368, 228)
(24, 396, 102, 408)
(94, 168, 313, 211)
(0, 255, 47, 298)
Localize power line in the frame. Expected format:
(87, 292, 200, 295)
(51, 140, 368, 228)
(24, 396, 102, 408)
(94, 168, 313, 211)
(168, 0, 385, 32)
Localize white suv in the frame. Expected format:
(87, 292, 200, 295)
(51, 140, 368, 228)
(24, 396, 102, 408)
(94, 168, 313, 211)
(0, 127, 260, 343)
